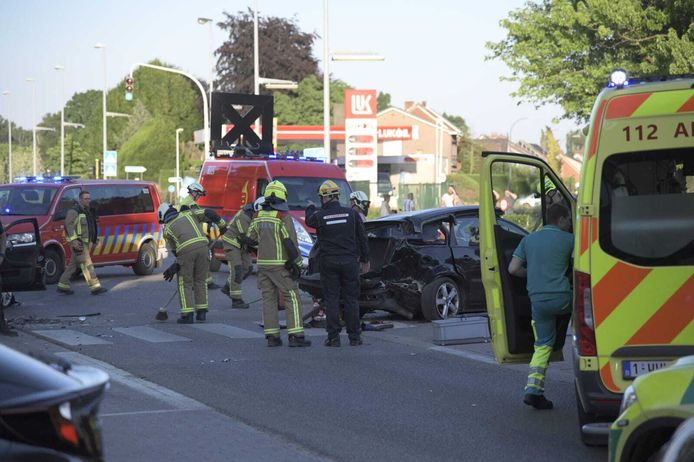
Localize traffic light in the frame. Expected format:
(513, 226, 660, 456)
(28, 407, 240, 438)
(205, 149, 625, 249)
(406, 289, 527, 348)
(125, 77, 134, 101)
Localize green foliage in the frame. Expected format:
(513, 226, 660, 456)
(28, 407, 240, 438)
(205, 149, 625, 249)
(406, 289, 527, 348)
(216, 9, 319, 93)
(377, 92, 391, 111)
(445, 172, 481, 204)
(443, 112, 470, 137)
(565, 128, 586, 156)
(487, 0, 694, 122)
(457, 138, 485, 174)
(540, 126, 562, 173)
(0, 116, 32, 146)
(273, 75, 350, 125)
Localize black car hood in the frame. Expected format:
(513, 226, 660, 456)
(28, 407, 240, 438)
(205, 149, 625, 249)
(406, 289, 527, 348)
(0, 345, 109, 411)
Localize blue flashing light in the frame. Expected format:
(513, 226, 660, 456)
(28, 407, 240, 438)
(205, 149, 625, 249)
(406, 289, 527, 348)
(4, 208, 9, 214)
(16, 176, 27, 182)
(35, 176, 44, 181)
(268, 154, 277, 159)
(53, 176, 63, 181)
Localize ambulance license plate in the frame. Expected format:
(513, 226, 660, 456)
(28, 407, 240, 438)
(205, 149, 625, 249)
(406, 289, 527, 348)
(622, 360, 671, 380)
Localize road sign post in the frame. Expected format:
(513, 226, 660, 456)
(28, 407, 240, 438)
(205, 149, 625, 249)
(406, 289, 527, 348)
(124, 165, 146, 180)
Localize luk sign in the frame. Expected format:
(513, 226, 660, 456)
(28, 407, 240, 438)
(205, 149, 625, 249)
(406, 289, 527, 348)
(344, 89, 378, 183)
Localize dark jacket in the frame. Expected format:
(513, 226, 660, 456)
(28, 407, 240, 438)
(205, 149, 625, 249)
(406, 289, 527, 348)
(305, 200, 369, 263)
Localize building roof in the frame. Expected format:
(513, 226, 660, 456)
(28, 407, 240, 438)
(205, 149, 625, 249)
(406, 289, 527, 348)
(377, 106, 460, 135)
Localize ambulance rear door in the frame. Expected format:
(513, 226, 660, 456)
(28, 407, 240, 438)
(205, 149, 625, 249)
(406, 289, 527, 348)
(479, 151, 575, 364)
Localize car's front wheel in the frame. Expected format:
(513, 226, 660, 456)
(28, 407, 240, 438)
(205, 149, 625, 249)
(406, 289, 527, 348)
(133, 242, 156, 275)
(421, 277, 462, 321)
(44, 248, 64, 284)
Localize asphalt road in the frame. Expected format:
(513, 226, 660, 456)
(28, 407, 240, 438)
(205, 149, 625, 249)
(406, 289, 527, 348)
(1, 261, 607, 462)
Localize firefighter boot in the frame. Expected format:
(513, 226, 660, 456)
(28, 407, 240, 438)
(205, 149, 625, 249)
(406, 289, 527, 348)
(289, 334, 311, 348)
(266, 335, 282, 347)
(195, 309, 207, 322)
(324, 336, 341, 347)
(57, 287, 74, 295)
(231, 298, 249, 309)
(177, 313, 194, 324)
(221, 283, 230, 296)
(349, 337, 363, 346)
(523, 394, 554, 410)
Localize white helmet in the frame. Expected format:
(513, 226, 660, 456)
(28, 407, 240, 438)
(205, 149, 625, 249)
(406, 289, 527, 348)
(157, 203, 175, 223)
(253, 196, 266, 212)
(187, 182, 206, 196)
(349, 191, 370, 211)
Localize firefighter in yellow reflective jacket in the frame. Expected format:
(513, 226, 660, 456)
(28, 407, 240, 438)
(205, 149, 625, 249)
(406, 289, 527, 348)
(221, 203, 254, 308)
(179, 182, 227, 289)
(247, 181, 311, 347)
(57, 190, 107, 296)
(159, 203, 210, 324)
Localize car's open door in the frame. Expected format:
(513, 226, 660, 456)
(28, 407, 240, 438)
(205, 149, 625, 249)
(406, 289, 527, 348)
(479, 151, 575, 364)
(2, 218, 46, 292)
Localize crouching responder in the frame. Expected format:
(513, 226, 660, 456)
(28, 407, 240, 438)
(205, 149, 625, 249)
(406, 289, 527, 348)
(179, 182, 227, 289)
(306, 180, 369, 347)
(349, 190, 370, 222)
(508, 203, 573, 410)
(57, 190, 107, 296)
(221, 203, 254, 309)
(247, 181, 311, 347)
(159, 203, 210, 324)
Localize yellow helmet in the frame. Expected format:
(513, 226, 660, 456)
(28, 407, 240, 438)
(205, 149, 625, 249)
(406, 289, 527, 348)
(318, 180, 340, 198)
(264, 180, 287, 202)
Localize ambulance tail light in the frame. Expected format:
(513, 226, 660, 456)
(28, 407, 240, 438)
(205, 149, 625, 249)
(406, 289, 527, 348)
(574, 270, 597, 356)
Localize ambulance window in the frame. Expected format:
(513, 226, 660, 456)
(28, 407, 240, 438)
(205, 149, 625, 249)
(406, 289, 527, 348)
(256, 179, 268, 199)
(599, 147, 694, 266)
(491, 161, 543, 233)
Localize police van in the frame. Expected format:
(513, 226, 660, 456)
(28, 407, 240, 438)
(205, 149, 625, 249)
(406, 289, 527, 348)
(478, 71, 694, 445)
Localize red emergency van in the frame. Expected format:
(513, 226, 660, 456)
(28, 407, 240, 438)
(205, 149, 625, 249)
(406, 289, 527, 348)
(0, 176, 167, 284)
(196, 153, 353, 266)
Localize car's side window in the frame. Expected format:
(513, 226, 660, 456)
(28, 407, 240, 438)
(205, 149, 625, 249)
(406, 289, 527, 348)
(416, 220, 448, 245)
(54, 188, 80, 220)
(453, 216, 479, 247)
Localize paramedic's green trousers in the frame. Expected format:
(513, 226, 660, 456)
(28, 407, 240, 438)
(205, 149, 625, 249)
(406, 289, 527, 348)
(525, 293, 572, 395)
(58, 248, 102, 293)
(257, 266, 303, 337)
(177, 247, 209, 314)
(224, 247, 250, 299)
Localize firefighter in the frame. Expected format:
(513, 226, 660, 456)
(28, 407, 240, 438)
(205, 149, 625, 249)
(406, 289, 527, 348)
(508, 203, 573, 410)
(220, 203, 254, 308)
(349, 190, 370, 222)
(247, 181, 311, 347)
(57, 190, 107, 296)
(159, 203, 211, 324)
(306, 180, 369, 347)
(179, 182, 227, 289)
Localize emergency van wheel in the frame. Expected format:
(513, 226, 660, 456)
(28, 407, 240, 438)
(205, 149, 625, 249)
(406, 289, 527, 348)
(575, 384, 604, 446)
(44, 248, 64, 285)
(133, 242, 156, 276)
(209, 250, 221, 272)
(421, 277, 462, 321)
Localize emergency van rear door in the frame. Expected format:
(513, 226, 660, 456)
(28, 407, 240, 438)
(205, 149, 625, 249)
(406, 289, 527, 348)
(479, 152, 575, 364)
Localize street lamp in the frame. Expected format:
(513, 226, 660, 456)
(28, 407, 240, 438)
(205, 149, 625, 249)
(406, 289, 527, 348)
(197, 17, 214, 96)
(508, 117, 528, 146)
(54, 65, 65, 175)
(259, 77, 298, 91)
(94, 43, 107, 159)
(253, 1, 259, 95)
(2, 91, 12, 182)
(175, 128, 183, 202)
(25, 78, 37, 175)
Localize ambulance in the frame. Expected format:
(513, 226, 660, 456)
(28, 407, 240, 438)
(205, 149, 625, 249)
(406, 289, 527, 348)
(196, 152, 352, 267)
(478, 71, 694, 445)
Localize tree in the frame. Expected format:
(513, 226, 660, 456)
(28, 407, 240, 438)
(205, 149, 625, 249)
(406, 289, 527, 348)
(273, 75, 350, 125)
(541, 126, 563, 173)
(565, 129, 586, 156)
(216, 9, 319, 93)
(443, 112, 470, 138)
(377, 92, 391, 111)
(487, 0, 694, 122)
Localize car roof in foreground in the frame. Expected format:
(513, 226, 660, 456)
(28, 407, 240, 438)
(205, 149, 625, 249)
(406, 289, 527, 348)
(368, 206, 480, 225)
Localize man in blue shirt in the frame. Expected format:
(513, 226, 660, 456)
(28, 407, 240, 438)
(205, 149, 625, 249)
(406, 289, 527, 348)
(509, 203, 573, 410)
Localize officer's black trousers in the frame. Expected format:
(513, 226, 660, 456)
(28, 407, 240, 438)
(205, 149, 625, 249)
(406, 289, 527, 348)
(320, 256, 360, 340)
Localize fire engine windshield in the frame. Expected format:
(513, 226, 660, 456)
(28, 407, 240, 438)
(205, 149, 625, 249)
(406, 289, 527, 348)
(0, 186, 57, 216)
(599, 147, 694, 266)
(274, 177, 351, 210)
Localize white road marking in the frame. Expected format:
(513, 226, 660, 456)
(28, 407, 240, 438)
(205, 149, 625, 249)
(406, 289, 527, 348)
(32, 329, 112, 346)
(428, 345, 498, 365)
(101, 409, 201, 417)
(56, 351, 209, 411)
(192, 323, 263, 339)
(113, 326, 191, 343)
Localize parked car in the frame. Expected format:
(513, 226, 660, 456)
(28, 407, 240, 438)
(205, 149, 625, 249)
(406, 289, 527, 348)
(1, 216, 46, 293)
(0, 344, 109, 461)
(299, 206, 528, 320)
(0, 176, 167, 284)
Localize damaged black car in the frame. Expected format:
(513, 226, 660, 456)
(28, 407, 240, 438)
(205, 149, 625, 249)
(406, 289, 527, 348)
(299, 206, 527, 320)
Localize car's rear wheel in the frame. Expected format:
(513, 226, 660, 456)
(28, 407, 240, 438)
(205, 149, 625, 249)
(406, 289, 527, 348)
(44, 248, 64, 285)
(421, 277, 462, 321)
(575, 384, 605, 446)
(133, 242, 156, 275)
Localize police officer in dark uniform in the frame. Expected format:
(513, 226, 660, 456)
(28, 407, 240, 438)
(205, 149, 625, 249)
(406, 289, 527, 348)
(305, 180, 369, 347)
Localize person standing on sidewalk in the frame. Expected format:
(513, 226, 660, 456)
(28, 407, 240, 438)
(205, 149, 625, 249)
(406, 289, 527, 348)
(508, 203, 573, 410)
(57, 190, 107, 296)
(306, 180, 369, 347)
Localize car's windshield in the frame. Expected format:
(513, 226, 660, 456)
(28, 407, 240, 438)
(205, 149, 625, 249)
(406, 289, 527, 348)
(0, 186, 57, 216)
(274, 177, 351, 210)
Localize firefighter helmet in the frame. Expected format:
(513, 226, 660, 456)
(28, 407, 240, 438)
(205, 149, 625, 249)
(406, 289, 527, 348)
(253, 196, 266, 212)
(157, 203, 177, 224)
(318, 180, 340, 198)
(187, 182, 206, 197)
(264, 180, 287, 202)
(349, 190, 370, 212)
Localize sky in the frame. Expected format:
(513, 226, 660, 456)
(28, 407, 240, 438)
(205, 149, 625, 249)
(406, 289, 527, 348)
(0, 0, 580, 148)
